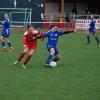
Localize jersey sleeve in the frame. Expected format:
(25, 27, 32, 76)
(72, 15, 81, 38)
(43, 32, 49, 38)
(58, 31, 64, 36)
(32, 30, 44, 41)
(22, 31, 27, 45)
(38, 31, 44, 41)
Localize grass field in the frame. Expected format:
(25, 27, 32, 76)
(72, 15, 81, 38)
(0, 32, 100, 100)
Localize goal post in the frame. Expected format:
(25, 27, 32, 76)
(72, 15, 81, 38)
(0, 8, 32, 27)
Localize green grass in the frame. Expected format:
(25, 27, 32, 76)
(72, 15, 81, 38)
(0, 32, 100, 100)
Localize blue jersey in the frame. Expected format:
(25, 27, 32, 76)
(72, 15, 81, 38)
(89, 18, 96, 29)
(89, 18, 96, 33)
(1, 18, 11, 37)
(44, 30, 64, 47)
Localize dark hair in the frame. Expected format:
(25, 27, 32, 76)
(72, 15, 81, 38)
(27, 24, 34, 29)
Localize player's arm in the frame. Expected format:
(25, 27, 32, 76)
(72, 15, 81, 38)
(37, 31, 44, 41)
(32, 30, 44, 41)
(22, 32, 27, 45)
(58, 30, 74, 36)
(36, 32, 48, 40)
(23, 36, 26, 44)
(63, 30, 74, 34)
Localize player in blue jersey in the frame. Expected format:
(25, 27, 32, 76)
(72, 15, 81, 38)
(86, 15, 99, 44)
(37, 25, 74, 67)
(0, 13, 14, 52)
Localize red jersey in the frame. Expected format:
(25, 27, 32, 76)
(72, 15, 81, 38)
(23, 30, 43, 48)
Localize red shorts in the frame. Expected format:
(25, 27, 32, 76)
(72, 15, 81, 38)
(24, 44, 37, 52)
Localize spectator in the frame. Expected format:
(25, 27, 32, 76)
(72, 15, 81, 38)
(82, 11, 87, 19)
(72, 7, 77, 15)
(65, 12, 70, 29)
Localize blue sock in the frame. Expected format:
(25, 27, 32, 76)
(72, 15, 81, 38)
(7, 42, 12, 48)
(46, 54, 53, 64)
(1, 41, 5, 47)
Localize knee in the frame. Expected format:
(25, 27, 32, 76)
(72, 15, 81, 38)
(50, 48, 55, 55)
(29, 52, 33, 55)
(29, 50, 35, 55)
(50, 52, 55, 55)
(23, 47, 28, 53)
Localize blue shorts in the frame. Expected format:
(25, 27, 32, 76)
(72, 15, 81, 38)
(1, 29, 10, 37)
(88, 28, 96, 33)
(47, 44, 59, 55)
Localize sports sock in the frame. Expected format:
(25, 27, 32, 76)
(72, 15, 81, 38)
(7, 42, 12, 48)
(1, 41, 6, 47)
(23, 55, 32, 65)
(46, 54, 53, 64)
(18, 52, 26, 62)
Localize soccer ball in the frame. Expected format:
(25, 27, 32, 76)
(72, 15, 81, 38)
(50, 61, 57, 68)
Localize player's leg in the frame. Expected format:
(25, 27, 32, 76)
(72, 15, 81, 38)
(22, 48, 35, 68)
(5, 36, 14, 52)
(45, 47, 55, 66)
(1, 29, 9, 51)
(53, 54, 61, 62)
(53, 48, 61, 62)
(86, 31, 91, 44)
(14, 46, 28, 65)
(0, 36, 2, 41)
(1, 36, 6, 52)
(92, 31, 99, 44)
(5, 38, 14, 52)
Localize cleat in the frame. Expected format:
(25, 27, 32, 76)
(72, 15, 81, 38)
(2, 47, 6, 52)
(44, 63, 50, 67)
(14, 61, 19, 65)
(44, 63, 53, 68)
(22, 64, 27, 69)
(10, 48, 14, 52)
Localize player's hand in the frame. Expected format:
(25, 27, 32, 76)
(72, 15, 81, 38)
(33, 37, 36, 40)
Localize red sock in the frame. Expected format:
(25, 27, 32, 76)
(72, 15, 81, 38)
(23, 55, 32, 65)
(18, 52, 26, 62)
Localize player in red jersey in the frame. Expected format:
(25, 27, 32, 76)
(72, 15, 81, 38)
(14, 24, 43, 68)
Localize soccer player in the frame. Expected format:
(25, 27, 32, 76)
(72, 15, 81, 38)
(0, 13, 14, 52)
(86, 15, 99, 44)
(37, 25, 74, 67)
(14, 24, 43, 68)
